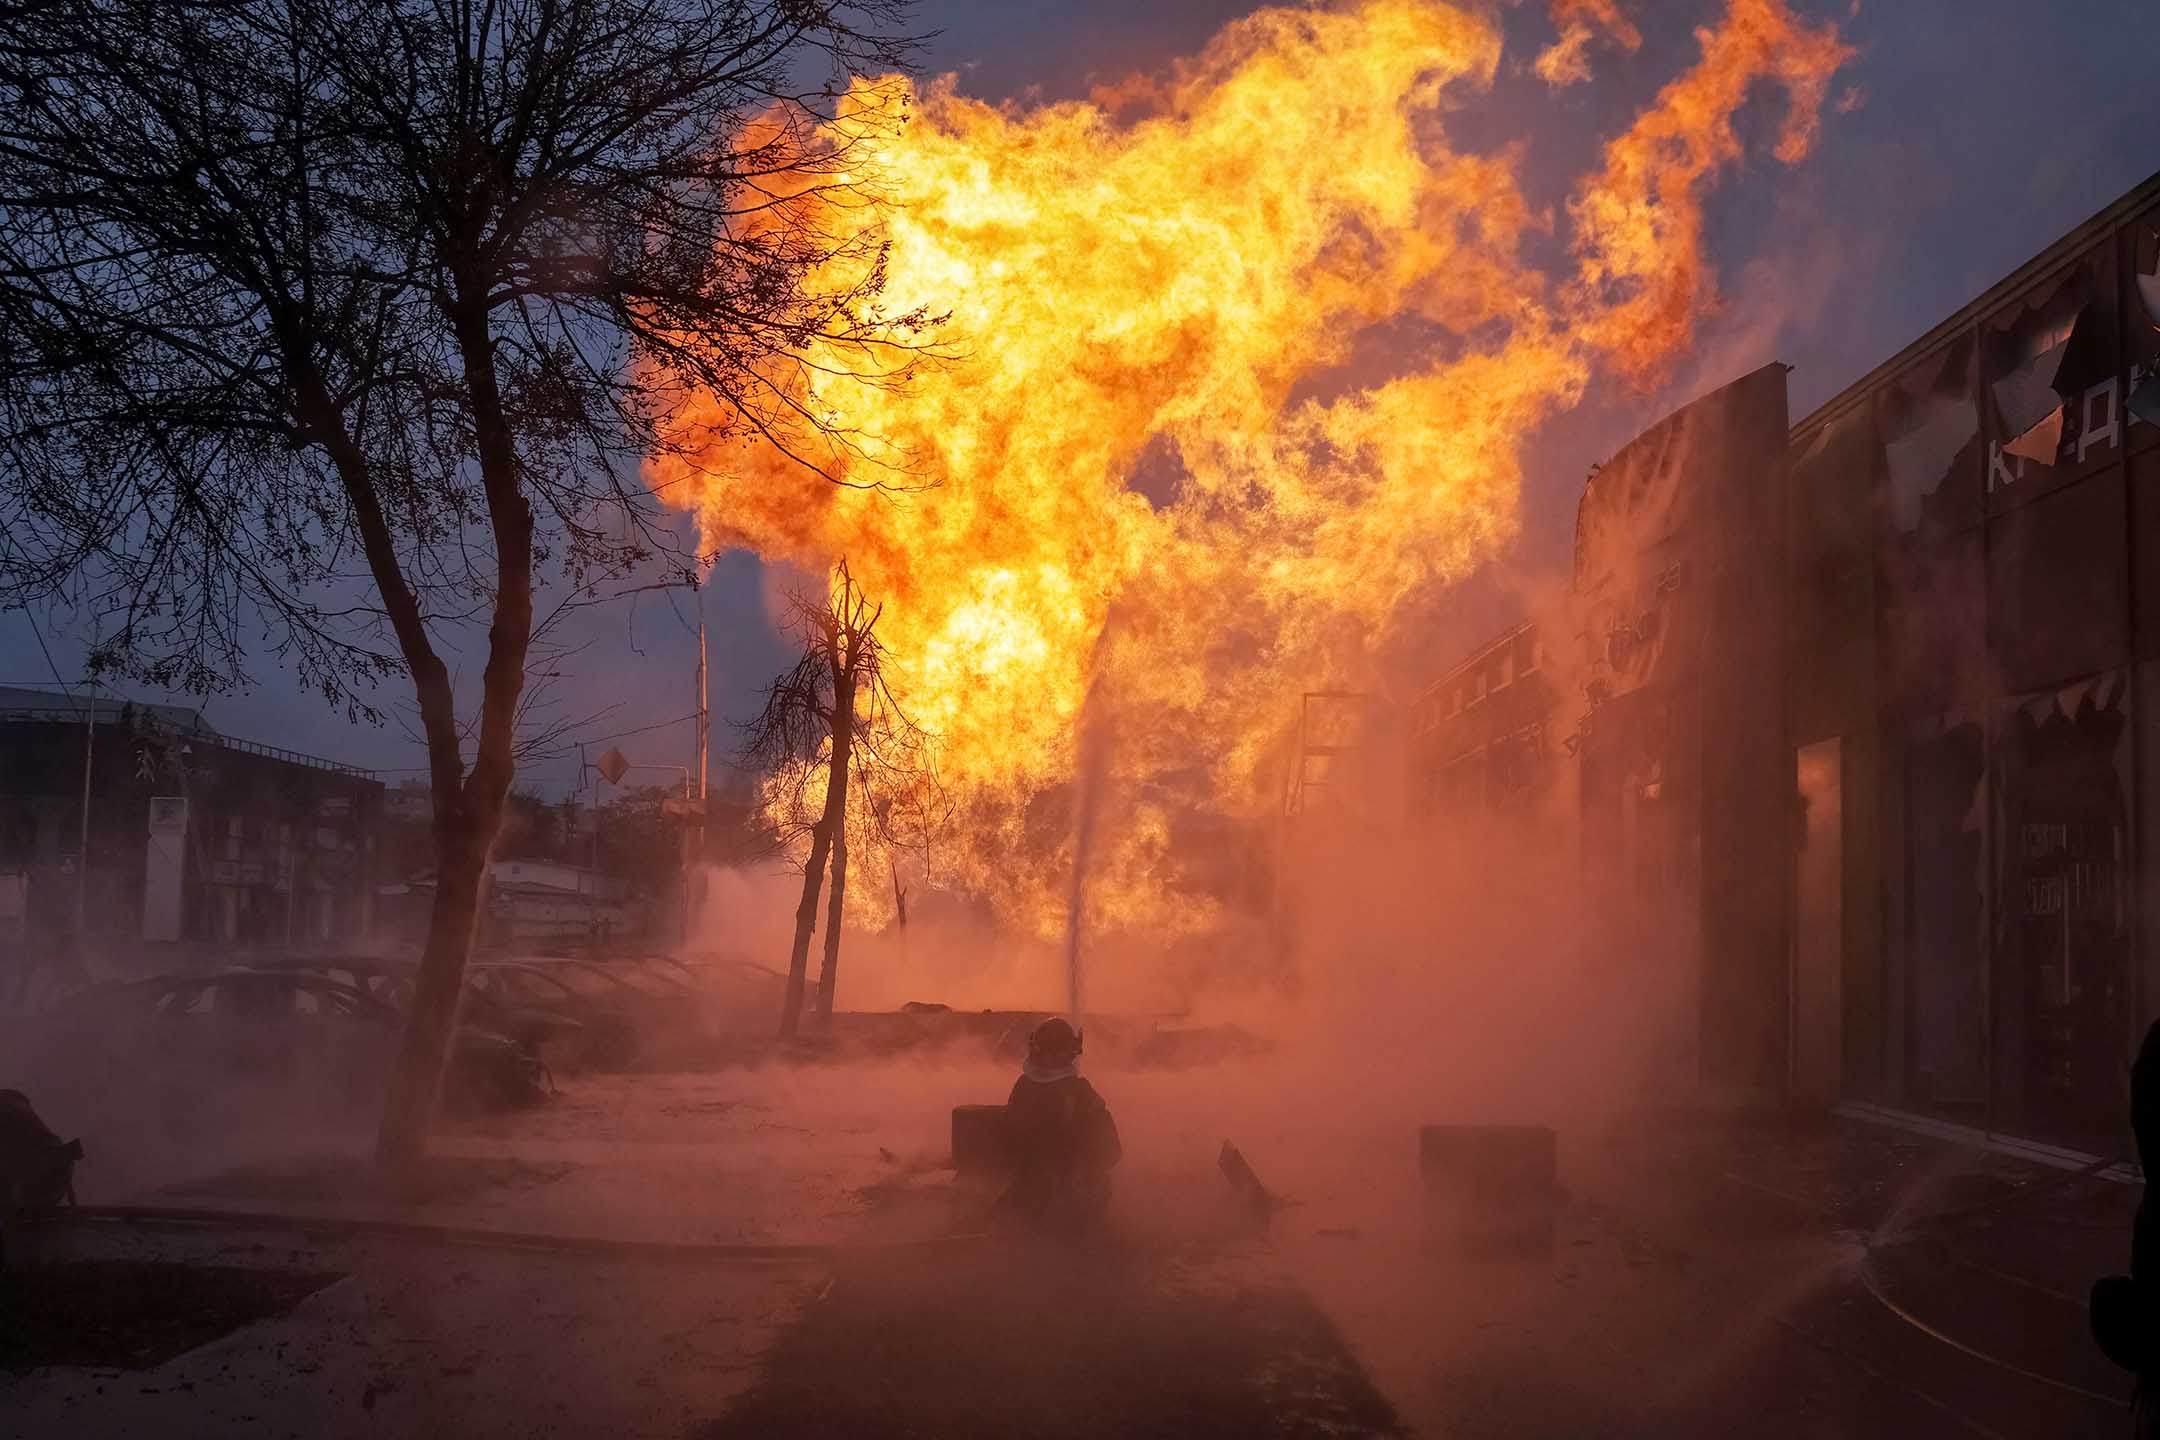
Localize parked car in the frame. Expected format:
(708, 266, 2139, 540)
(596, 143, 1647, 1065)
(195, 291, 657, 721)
(63, 966, 549, 1109)
(466, 958, 706, 1067)
(452, 977, 597, 1075)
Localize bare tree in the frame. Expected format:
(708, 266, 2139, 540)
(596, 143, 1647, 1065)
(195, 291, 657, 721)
(847, 693, 945, 996)
(818, 613, 939, 1022)
(741, 560, 929, 1035)
(0, 0, 924, 1164)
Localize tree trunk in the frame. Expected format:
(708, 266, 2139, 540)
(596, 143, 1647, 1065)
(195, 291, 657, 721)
(816, 827, 847, 1023)
(292, 365, 485, 1173)
(374, 810, 491, 1163)
(814, 675, 856, 1023)
(373, 293, 533, 1168)
(780, 815, 833, 1040)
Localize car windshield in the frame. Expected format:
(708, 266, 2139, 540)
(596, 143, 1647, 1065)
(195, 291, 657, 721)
(545, 966, 627, 998)
(609, 966, 685, 997)
(478, 968, 578, 1005)
(292, 983, 371, 1017)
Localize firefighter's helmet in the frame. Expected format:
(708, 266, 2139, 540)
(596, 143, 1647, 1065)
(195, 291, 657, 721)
(1028, 1016, 1083, 1063)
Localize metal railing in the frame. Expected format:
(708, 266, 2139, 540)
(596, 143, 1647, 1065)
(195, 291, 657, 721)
(0, 706, 375, 779)
(210, 733, 374, 779)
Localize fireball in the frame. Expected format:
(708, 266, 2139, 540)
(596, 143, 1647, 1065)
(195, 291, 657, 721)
(648, 0, 1851, 946)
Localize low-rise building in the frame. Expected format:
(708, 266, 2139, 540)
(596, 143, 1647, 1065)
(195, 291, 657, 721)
(0, 686, 382, 977)
(380, 858, 643, 949)
(1411, 167, 2160, 1156)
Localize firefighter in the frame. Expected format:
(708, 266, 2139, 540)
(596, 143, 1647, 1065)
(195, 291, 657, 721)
(997, 1016, 1121, 1229)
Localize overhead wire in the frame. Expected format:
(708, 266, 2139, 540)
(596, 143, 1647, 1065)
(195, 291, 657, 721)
(370, 712, 701, 773)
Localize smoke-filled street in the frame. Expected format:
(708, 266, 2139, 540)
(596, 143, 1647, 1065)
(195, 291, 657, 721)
(4, 0, 2160, 1435)
(0, 1054, 2140, 1437)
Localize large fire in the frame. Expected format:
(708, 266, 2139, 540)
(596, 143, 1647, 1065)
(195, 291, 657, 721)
(649, 0, 1849, 952)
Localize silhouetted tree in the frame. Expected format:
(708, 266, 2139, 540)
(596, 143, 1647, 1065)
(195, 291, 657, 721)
(0, 0, 924, 1163)
(741, 561, 930, 1034)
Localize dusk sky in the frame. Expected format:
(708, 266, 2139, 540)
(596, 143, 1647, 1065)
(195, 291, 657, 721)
(7, 0, 2156, 795)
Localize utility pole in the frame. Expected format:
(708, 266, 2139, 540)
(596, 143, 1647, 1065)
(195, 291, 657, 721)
(695, 587, 709, 806)
(579, 745, 600, 956)
(694, 585, 709, 935)
(595, 755, 693, 949)
(73, 684, 94, 948)
(678, 767, 693, 946)
(581, 745, 602, 878)
(282, 824, 295, 946)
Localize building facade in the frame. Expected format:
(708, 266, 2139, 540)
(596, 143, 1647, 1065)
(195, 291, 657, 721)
(1410, 362, 1795, 1098)
(0, 687, 383, 973)
(1412, 169, 2160, 1153)
(1788, 170, 2160, 1154)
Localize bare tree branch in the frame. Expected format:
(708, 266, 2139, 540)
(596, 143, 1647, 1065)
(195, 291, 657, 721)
(0, 0, 928, 1161)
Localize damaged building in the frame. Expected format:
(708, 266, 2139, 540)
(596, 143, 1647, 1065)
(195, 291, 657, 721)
(1413, 168, 2160, 1156)
(0, 687, 383, 972)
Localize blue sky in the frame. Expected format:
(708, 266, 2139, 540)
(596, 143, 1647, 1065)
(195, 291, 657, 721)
(6, 0, 2157, 792)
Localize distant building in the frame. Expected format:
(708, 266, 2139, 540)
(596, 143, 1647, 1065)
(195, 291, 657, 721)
(486, 860, 639, 945)
(381, 858, 641, 949)
(1409, 362, 1793, 1099)
(1408, 621, 1555, 819)
(383, 778, 433, 823)
(0, 686, 383, 974)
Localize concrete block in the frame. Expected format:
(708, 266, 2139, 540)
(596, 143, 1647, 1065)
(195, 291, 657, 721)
(1419, 1123, 1557, 1257)
(951, 1104, 1011, 1175)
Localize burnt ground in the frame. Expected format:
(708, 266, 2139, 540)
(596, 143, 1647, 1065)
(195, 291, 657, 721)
(0, 1260, 337, 1370)
(695, 1237, 1402, 1440)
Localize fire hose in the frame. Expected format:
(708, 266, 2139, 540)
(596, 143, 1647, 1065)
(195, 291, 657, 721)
(1726, 1158, 2134, 1412)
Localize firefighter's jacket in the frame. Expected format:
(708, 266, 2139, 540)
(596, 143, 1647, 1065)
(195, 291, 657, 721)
(1001, 1071, 1121, 1217)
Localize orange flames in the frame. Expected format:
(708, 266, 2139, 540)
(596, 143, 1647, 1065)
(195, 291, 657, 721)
(1536, 0, 1643, 87)
(649, 0, 1849, 946)
(1569, 0, 1854, 377)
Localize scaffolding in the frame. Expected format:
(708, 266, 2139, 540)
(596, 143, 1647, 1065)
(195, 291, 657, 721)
(1281, 690, 1369, 818)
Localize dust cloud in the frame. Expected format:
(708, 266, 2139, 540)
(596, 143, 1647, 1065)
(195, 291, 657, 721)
(690, 710, 1703, 1191)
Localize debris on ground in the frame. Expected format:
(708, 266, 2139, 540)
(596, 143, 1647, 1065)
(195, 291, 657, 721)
(1218, 1140, 1280, 1224)
(1419, 1124, 1557, 1257)
(952, 1103, 1011, 1176)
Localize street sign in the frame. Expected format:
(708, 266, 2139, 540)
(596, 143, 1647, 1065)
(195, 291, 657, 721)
(596, 746, 630, 785)
(662, 796, 705, 818)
